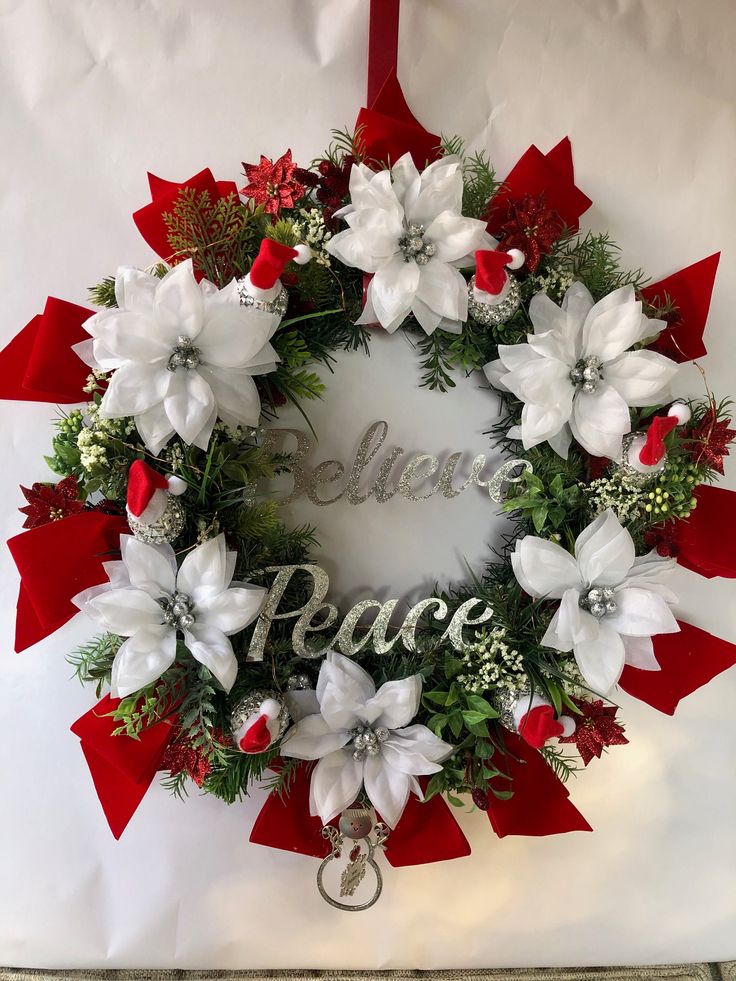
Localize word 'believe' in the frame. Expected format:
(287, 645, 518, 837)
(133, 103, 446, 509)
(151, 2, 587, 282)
(260, 421, 531, 507)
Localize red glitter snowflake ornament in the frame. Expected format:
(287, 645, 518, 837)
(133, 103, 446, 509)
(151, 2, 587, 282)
(19, 474, 85, 529)
(558, 697, 628, 766)
(240, 149, 306, 216)
(684, 407, 736, 474)
(491, 192, 562, 273)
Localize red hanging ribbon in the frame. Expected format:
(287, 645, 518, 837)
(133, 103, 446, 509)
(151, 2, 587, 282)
(355, 0, 441, 167)
(71, 695, 176, 839)
(0, 296, 93, 404)
(486, 732, 592, 837)
(620, 620, 736, 716)
(8, 511, 128, 652)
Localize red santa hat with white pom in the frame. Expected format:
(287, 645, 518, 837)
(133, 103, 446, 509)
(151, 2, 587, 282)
(622, 402, 692, 476)
(126, 459, 187, 526)
(240, 237, 312, 303)
(233, 696, 285, 754)
(512, 692, 576, 749)
(473, 247, 525, 302)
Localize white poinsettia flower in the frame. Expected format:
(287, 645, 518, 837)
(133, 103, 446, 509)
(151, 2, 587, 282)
(483, 282, 679, 459)
(325, 152, 494, 335)
(72, 534, 266, 698)
(280, 651, 454, 828)
(76, 259, 281, 453)
(511, 509, 680, 694)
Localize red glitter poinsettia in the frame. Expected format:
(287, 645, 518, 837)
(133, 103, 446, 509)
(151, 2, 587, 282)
(161, 728, 231, 788)
(491, 192, 562, 273)
(683, 407, 736, 474)
(558, 697, 628, 766)
(19, 475, 85, 529)
(315, 155, 355, 227)
(240, 149, 306, 216)
(644, 522, 680, 559)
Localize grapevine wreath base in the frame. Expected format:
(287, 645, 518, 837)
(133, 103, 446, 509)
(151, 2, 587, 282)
(4, 4, 736, 912)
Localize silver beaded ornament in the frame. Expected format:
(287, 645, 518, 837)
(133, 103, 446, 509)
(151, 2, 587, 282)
(129, 495, 186, 545)
(579, 585, 618, 619)
(467, 275, 521, 326)
(236, 278, 289, 317)
(615, 431, 667, 485)
(229, 689, 290, 753)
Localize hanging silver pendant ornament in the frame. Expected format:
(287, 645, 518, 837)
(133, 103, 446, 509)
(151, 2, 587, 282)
(467, 274, 521, 326)
(317, 804, 388, 911)
(128, 495, 186, 545)
(230, 689, 290, 754)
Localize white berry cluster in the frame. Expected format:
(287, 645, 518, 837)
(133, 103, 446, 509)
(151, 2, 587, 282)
(532, 266, 575, 300)
(77, 402, 135, 473)
(584, 472, 645, 523)
(292, 207, 332, 266)
(456, 626, 524, 695)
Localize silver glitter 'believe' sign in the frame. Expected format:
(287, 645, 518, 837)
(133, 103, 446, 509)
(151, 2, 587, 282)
(260, 421, 532, 506)
(246, 564, 495, 661)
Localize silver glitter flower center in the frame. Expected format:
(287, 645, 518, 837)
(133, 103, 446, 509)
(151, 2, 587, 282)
(350, 724, 389, 761)
(167, 335, 201, 372)
(579, 585, 618, 619)
(570, 355, 603, 394)
(398, 223, 436, 266)
(158, 591, 196, 630)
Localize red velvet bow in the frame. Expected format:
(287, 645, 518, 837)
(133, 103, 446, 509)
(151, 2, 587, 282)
(486, 732, 591, 836)
(642, 253, 720, 362)
(486, 138, 592, 237)
(250, 763, 471, 866)
(669, 485, 736, 579)
(132, 168, 239, 262)
(0, 296, 93, 404)
(8, 511, 128, 652)
(71, 695, 176, 839)
(620, 620, 736, 716)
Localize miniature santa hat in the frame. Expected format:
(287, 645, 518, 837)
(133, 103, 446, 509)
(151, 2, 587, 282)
(625, 402, 692, 473)
(126, 459, 187, 526)
(475, 248, 525, 296)
(242, 238, 312, 301)
(234, 697, 284, 754)
(513, 692, 575, 749)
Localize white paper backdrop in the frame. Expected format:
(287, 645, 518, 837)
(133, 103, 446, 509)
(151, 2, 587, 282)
(1, 0, 735, 969)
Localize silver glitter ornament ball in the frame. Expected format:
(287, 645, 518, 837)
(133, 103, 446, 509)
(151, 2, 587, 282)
(467, 275, 521, 327)
(229, 689, 290, 754)
(615, 432, 667, 485)
(129, 496, 186, 545)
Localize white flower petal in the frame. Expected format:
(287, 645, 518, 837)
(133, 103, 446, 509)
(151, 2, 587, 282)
(178, 534, 229, 599)
(183, 623, 238, 691)
(163, 368, 216, 447)
(582, 299, 644, 362)
(197, 306, 273, 368)
(134, 402, 176, 454)
(114, 266, 159, 313)
(120, 535, 177, 596)
(414, 260, 467, 326)
(570, 382, 631, 458)
(362, 675, 422, 729)
(573, 619, 626, 695)
(92, 311, 171, 364)
(497, 343, 544, 374)
(561, 281, 595, 328)
(406, 160, 463, 225)
(604, 350, 679, 406)
(501, 355, 573, 409)
(483, 358, 508, 391)
(424, 211, 487, 263)
(196, 365, 263, 430)
(85, 587, 163, 636)
(99, 361, 169, 418)
(511, 536, 581, 599)
(309, 750, 364, 825)
(575, 508, 635, 586)
(622, 634, 660, 671)
(195, 584, 266, 636)
(153, 260, 204, 342)
(363, 753, 412, 828)
(520, 402, 574, 451)
(542, 587, 597, 651)
(280, 714, 351, 760)
(316, 652, 376, 732)
(606, 587, 680, 638)
(529, 291, 570, 335)
(369, 253, 420, 329)
(110, 624, 177, 698)
(381, 724, 453, 772)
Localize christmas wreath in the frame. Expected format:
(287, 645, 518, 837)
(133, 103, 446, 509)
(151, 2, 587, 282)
(4, 0, 736, 911)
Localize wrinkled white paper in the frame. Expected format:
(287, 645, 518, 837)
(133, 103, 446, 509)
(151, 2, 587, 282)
(0, 0, 735, 969)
